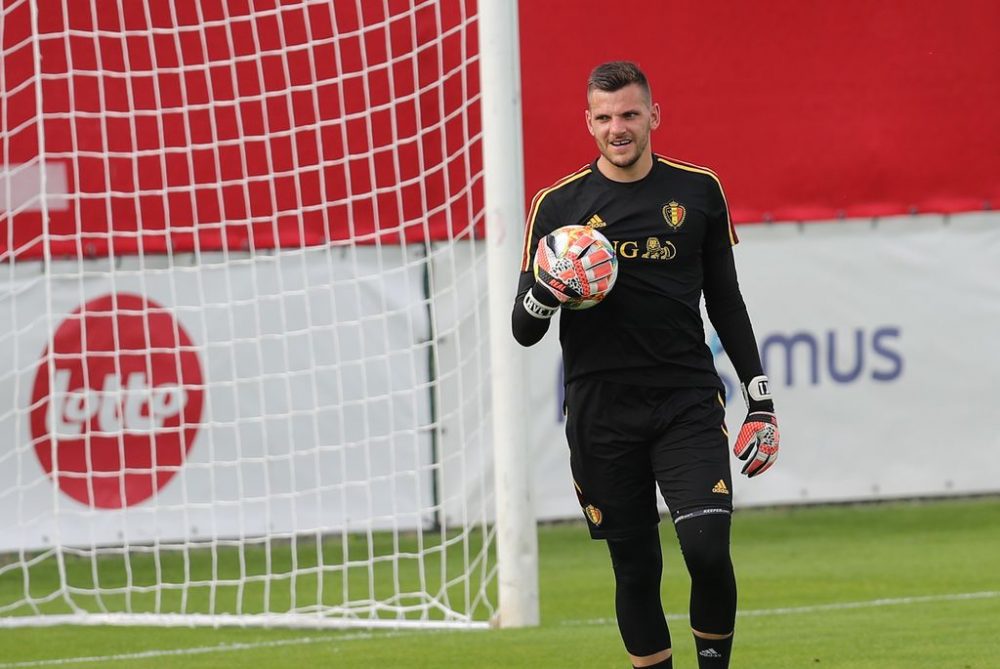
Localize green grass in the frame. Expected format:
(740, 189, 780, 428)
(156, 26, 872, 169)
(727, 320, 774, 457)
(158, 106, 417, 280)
(1, 526, 495, 622)
(2, 497, 1000, 668)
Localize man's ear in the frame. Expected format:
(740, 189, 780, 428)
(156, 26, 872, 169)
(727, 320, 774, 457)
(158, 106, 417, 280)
(650, 102, 661, 130)
(585, 109, 595, 136)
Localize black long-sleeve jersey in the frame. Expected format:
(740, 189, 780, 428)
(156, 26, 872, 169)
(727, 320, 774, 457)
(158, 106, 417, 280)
(512, 154, 766, 391)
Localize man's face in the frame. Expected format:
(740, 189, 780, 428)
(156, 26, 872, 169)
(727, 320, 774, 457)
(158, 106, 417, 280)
(586, 83, 660, 172)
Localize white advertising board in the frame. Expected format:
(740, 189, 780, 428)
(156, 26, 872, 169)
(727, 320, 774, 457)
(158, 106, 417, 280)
(3, 214, 998, 551)
(0, 248, 434, 551)
(520, 213, 1000, 520)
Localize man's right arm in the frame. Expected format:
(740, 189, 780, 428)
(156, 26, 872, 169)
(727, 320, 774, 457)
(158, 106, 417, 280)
(511, 186, 563, 347)
(511, 269, 559, 347)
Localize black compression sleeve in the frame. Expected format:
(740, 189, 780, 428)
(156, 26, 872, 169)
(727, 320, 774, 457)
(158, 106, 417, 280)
(607, 528, 672, 657)
(702, 244, 767, 396)
(511, 271, 555, 347)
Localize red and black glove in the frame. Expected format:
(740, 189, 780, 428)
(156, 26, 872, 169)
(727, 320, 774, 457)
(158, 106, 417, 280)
(733, 375, 780, 478)
(534, 230, 615, 305)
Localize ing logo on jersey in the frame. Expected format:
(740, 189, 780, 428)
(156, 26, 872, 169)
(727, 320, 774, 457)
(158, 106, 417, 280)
(662, 200, 686, 229)
(612, 238, 677, 260)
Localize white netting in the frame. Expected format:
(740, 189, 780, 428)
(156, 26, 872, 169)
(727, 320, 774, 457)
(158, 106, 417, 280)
(0, 0, 497, 629)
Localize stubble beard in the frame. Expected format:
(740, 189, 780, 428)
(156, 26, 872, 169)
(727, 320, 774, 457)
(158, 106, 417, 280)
(603, 133, 648, 170)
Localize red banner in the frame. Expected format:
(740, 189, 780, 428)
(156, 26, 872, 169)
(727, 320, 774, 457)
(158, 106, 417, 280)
(2, 1, 998, 260)
(1, 0, 482, 260)
(519, 0, 1000, 224)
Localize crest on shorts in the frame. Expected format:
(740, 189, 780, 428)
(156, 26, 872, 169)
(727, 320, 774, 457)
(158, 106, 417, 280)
(662, 200, 686, 229)
(584, 504, 603, 526)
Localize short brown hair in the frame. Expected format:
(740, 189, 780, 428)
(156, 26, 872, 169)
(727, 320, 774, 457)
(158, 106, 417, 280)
(587, 61, 651, 103)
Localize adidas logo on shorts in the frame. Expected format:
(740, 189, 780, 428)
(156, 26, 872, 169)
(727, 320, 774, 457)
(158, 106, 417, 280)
(712, 479, 729, 494)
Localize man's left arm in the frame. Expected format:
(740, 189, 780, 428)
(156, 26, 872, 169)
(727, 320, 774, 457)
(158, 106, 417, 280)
(702, 190, 780, 477)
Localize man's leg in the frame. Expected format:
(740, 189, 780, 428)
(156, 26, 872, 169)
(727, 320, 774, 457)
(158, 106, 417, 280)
(564, 379, 668, 666)
(651, 388, 737, 667)
(674, 510, 737, 668)
(606, 526, 672, 668)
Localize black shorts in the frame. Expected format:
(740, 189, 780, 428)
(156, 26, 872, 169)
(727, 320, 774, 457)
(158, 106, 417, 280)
(564, 378, 733, 539)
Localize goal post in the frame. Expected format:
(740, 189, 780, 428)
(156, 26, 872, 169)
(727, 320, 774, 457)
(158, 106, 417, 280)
(0, 0, 537, 630)
(477, 0, 539, 628)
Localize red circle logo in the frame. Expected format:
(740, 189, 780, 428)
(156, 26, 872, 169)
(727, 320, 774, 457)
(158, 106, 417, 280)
(29, 293, 204, 508)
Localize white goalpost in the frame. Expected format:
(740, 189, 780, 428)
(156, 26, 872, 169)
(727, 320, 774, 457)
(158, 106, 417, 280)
(0, 0, 536, 630)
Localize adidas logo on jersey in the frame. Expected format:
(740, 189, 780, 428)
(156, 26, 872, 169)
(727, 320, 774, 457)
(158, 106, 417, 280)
(712, 479, 729, 494)
(585, 214, 606, 229)
(699, 648, 723, 658)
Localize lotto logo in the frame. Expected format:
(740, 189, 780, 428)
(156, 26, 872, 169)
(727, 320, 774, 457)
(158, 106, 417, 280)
(29, 293, 204, 509)
(46, 370, 188, 436)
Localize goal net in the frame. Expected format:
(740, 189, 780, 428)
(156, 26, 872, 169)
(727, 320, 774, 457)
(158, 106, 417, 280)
(1, 0, 518, 629)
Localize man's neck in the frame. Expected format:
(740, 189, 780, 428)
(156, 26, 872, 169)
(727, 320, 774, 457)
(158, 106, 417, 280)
(596, 152, 654, 183)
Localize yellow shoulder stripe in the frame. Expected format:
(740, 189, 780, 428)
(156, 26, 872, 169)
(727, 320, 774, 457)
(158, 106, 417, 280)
(520, 166, 592, 271)
(657, 156, 738, 246)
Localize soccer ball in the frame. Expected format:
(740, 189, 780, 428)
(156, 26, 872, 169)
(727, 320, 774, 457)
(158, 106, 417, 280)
(533, 224, 618, 310)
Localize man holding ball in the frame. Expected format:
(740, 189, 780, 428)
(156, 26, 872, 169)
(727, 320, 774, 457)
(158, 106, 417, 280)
(511, 60, 780, 669)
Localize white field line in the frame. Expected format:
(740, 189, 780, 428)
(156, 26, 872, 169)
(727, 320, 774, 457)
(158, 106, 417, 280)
(0, 631, 380, 668)
(564, 590, 1000, 626)
(1, 591, 997, 668)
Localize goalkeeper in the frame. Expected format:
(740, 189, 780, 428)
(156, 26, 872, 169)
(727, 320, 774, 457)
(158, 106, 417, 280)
(511, 61, 779, 669)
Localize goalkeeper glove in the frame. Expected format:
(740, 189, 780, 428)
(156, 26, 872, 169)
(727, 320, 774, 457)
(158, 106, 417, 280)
(522, 283, 561, 319)
(733, 375, 780, 478)
(533, 231, 614, 305)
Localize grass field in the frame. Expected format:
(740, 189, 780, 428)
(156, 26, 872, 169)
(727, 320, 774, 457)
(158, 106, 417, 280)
(2, 496, 999, 668)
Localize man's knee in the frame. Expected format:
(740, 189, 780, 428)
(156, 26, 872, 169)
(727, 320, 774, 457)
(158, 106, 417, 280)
(607, 527, 663, 588)
(674, 509, 733, 579)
